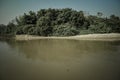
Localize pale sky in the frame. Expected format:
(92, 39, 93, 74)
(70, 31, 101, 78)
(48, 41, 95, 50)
(0, 0, 120, 24)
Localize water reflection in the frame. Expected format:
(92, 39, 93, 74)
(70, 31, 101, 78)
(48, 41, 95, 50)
(0, 39, 120, 80)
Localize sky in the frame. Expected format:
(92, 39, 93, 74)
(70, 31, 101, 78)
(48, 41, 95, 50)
(0, 0, 120, 24)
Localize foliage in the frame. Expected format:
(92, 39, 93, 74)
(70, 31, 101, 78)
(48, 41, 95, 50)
(0, 22, 16, 36)
(0, 8, 120, 37)
(53, 23, 79, 36)
(0, 24, 7, 35)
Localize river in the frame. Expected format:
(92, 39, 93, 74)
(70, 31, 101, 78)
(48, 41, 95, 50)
(0, 39, 120, 80)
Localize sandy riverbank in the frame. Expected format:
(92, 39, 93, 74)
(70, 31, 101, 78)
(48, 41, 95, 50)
(15, 33, 120, 41)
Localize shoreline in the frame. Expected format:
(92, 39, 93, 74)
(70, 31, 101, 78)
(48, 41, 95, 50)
(15, 33, 120, 41)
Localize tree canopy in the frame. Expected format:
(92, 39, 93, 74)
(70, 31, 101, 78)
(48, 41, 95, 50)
(0, 8, 120, 37)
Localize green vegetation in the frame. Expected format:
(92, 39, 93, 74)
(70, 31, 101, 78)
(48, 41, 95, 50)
(0, 8, 120, 37)
(0, 22, 16, 37)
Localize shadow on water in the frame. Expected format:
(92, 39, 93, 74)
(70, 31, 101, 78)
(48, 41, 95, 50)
(0, 39, 120, 80)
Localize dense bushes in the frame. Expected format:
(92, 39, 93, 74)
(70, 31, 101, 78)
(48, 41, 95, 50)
(14, 8, 86, 36)
(0, 8, 120, 37)
(0, 23, 16, 36)
(53, 23, 79, 36)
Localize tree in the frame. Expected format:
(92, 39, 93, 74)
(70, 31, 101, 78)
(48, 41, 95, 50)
(0, 24, 7, 35)
(107, 15, 120, 33)
(6, 22, 16, 36)
(37, 16, 53, 36)
(70, 11, 85, 28)
(1, 8, 119, 37)
(16, 11, 37, 25)
(97, 12, 103, 18)
(53, 23, 79, 36)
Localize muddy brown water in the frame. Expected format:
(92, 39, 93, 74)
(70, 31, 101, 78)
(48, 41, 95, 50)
(0, 39, 120, 80)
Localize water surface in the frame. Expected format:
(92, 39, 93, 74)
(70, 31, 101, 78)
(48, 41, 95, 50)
(0, 39, 120, 80)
